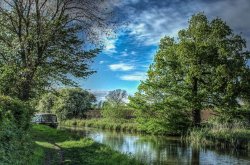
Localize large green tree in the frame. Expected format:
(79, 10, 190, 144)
(130, 13, 250, 129)
(0, 0, 113, 100)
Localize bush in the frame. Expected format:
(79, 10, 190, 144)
(101, 103, 133, 120)
(0, 95, 33, 129)
(0, 95, 34, 164)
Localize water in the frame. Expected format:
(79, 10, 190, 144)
(63, 127, 250, 165)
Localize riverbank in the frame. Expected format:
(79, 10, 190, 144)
(31, 124, 142, 165)
(58, 123, 250, 164)
(61, 119, 143, 133)
(62, 119, 250, 150)
(187, 122, 250, 149)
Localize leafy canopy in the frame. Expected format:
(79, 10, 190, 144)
(0, 0, 113, 100)
(130, 13, 250, 133)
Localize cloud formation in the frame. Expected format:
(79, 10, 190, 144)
(103, 37, 117, 53)
(120, 72, 146, 81)
(109, 63, 135, 71)
(120, 0, 250, 48)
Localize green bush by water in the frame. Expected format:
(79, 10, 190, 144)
(187, 118, 250, 149)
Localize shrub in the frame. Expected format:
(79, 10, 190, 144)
(0, 95, 34, 164)
(101, 103, 134, 120)
(0, 95, 33, 129)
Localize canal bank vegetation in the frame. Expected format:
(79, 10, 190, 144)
(31, 124, 141, 165)
(187, 118, 250, 149)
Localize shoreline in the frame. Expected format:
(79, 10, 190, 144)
(61, 119, 250, 150)
(31, 124, 142, 165)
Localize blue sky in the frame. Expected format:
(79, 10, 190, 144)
(78, 0, 250, 100)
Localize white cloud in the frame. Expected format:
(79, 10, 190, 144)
(131, 51, 136, 55)
(120, 49, 137, 57)
(103, 38, 117, 53)
(120, 72, 146, 81)
(109, 63, 135, 71)
(99, 61, 105, 64)
(126, 5, 191, 46)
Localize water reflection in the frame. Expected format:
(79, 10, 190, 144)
(63, 127, 250, 165)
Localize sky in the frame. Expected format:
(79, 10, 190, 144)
(78, 0, 250, 101)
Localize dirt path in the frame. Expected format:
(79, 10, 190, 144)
(43, 143, 64, 165)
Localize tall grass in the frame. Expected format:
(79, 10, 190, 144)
(61, 119, 143, 133)
(187, 119, 250, 149)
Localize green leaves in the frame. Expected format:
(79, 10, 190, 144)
(0, 0, 103, 100)
(36, 88, 96, 120)
(130, 13, 250, 132)
(101, 89, 132, 120)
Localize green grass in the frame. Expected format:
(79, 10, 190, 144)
(186, 120, 250, 149)
(61, 119, 142, 133)
(31, 124, 142, 165)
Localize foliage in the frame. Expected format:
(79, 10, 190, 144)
(102, 102, 133, 120)
(129, 13, 250, 134)
(129, 94, 191, 135)
(105, 89, 128, 106)
(31, 125, 142, 165)
(36, 93, 57, 114)
(0, 95, 33, 130)
(0, 0, 114, 100)
(36, 88, 96, 120)
(101, 89, 132, 120)
(0, 95, 34, 164)
(187, 118, 250, 149)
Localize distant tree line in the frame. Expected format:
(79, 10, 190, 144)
(101, 89, 134, 120)
(36, 88, 96, 120)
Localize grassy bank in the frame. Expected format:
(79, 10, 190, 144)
(61, 119, 143, 133)
(31, 124, 142, 165)
(62, 119, 250, 150)
(187, 121, 250, 149)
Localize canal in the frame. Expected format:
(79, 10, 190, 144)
(62, 126, 250, 165)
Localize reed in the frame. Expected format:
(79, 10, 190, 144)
(186, 119, 250, 149)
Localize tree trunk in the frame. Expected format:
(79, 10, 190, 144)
(20, 80, 32, 101)
(19, 70, 34, 101)
(192, 77, 201, 126)
(192, 108, 201, 126)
